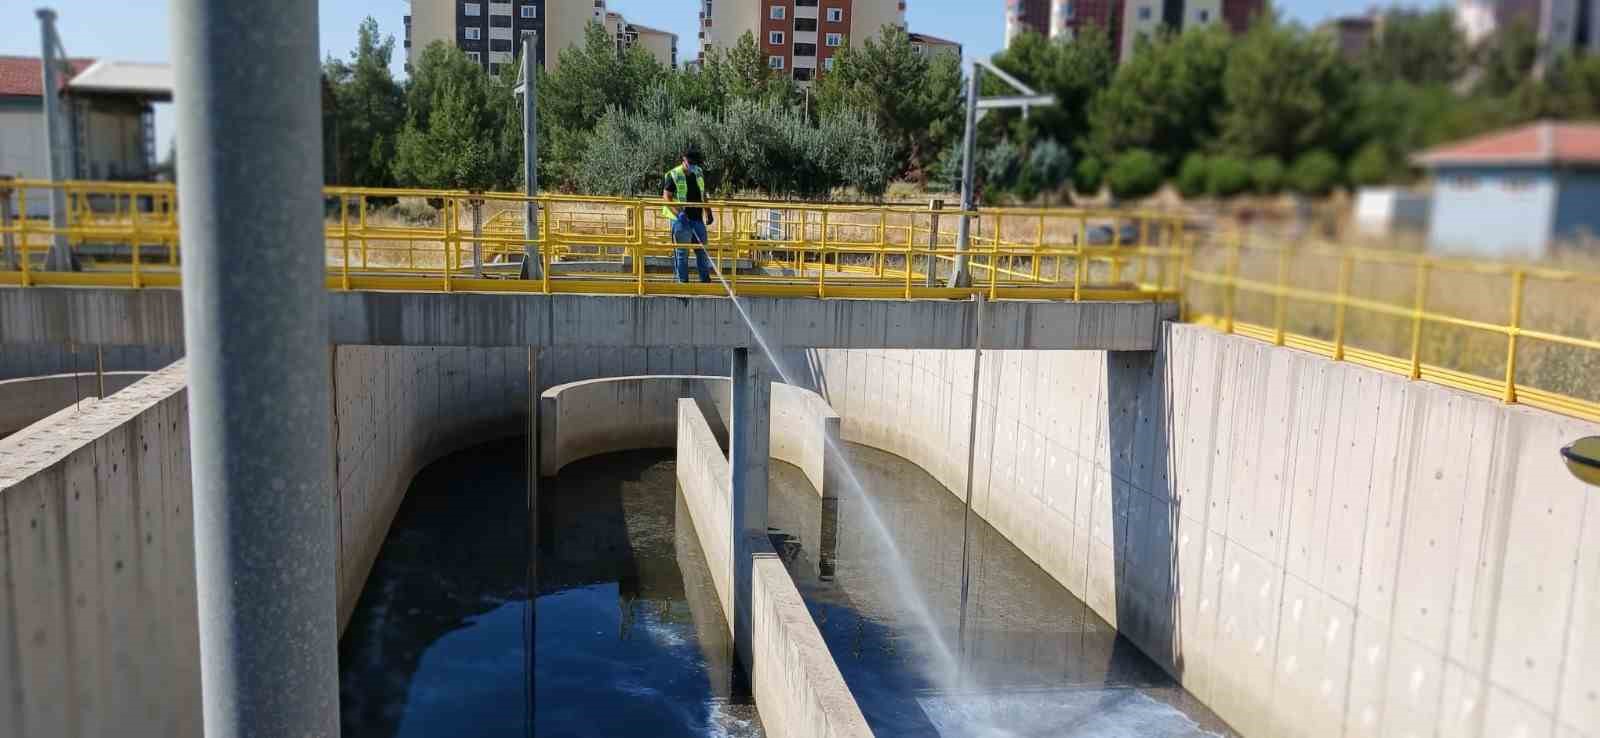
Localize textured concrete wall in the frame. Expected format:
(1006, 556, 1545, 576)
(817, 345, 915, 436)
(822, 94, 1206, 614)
(675, 399, 871, 738)
(331, 345, 529, 626)
(0, 346, 530, 737)
(801, 323, 1600, 738)
(0, 363, 202, 738)
(0, 372, 149, 436)
(0, 342, 181, 381)
(2, 286, 1173, 351)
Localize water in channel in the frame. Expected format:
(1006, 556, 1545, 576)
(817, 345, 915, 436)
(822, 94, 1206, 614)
(766, 442, 1238, 738)
(338, 440, 763, 738)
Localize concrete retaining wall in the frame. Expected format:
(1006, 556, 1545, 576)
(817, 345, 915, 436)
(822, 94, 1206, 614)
(801, 323, 1600, 738)
(540, 375, 840, 496)
(0, 343, 180, 382)
(0, 346, 531, 737)
(0, 372, 150, 436)
(675, 399, 870, 738)
(0, 363, 201, 738)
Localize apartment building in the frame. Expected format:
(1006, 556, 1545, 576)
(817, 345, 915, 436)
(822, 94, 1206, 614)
(404, 1, 675, 75)
(1457, 0, 1598, 54)
(699, 0, 908, 81)
(604, 11, 680, 68)
(1004, 0, 1052, 43)
(1004, 0, 1260, 61)
(909, 31, 962, 58)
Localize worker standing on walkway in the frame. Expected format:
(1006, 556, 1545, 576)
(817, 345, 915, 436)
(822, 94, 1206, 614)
(662, 146, 715, 283)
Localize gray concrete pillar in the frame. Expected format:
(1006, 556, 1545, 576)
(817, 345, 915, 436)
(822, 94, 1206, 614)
(728, 347, 771, 667)
(171, 0, 337, 735)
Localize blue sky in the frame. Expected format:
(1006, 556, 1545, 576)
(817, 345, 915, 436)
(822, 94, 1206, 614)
(1, 0, 1442, 146)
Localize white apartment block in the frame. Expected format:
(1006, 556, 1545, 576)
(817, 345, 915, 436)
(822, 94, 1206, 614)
(699, 0, 908, 81)
(405, 0, 676, 74)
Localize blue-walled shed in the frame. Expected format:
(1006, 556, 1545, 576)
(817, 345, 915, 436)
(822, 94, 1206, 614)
(1416, 121, 1600, 259)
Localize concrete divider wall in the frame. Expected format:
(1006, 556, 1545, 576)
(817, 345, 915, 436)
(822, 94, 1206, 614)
(0, 372, 150, 437)
(802, 322, 1600, 738)
(541, 376, 840, 497)
(0, 342, 181, 382)
(675, 399, 870, 738)
(0, 363, 201, 738)
(332, 345, 529, 626)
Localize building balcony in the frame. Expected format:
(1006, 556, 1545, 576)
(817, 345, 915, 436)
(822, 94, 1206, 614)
(489, 2, 512, 15)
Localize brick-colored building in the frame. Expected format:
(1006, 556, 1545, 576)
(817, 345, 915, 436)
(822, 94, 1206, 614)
(404, 0, 675, 75)
(700, 0, 908, 81)
(1003, 0, 1262, 62)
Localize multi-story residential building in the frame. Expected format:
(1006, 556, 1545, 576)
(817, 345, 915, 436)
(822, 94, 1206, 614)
(699, 0, 908, 82)
(404, 1, 675, 75)
(1005, 0, 1052, 43)
(604, 11, 680, 68)
(1323, 13, 1381, 61)
(908, 31, 962, 58)
(1118, 0, 1260, 58)
(1458, 0, 1598, 54)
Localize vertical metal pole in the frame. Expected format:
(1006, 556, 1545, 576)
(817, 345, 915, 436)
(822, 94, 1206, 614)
(172, 1, 338, 736)
(925, 198, 942, 287)
(472, 199, 484, 278)
(1503, 269, 1525, 404)
(520, 32, 542, 280)
(0, 180, 15, 269)
(947, 66, 980, 289)
(957, 294, 985, 665)
(37, 9, 74, 272)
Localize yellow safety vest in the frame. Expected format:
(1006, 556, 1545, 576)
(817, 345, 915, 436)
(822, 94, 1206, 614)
(662, 164, 707, 219)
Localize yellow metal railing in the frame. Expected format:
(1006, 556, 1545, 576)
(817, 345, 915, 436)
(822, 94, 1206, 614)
(1185, 225, 1600, 423)
(0, 180, 1187, 301)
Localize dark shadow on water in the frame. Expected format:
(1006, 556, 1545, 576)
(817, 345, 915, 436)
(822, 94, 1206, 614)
(338, 441, 762, 738)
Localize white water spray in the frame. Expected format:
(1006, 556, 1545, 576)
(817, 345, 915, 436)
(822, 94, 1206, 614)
(693, 234, 964, 684)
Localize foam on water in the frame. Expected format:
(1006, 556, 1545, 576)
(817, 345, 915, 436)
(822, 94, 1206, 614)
(917, 689, 1228, 738)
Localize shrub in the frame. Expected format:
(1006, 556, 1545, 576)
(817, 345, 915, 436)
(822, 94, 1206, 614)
(981, 139, 1024, 191)
(1250, 157, 1285, 194)
(1206, 156, 1253, 198)
(1177, 153, 1210, 198)
(1106, 149, 1163, 200)
(1074, 156, 1105, 195)
(1288, 150, 1342, 196)
(1019, 139, 1074, 197)
(1347, 142, 1396, 187)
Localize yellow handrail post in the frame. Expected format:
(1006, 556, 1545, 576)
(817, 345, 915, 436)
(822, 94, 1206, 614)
(441, 198, 453, 293)
(1272, 242, 1290, 346)
(875, 209, 886, 278)
(634, 202, 645, 296)
(1135, 218, 1149, 287)
(541, 197, 552, 294)
(1033, 213, 1044, 282)
(818, 210, 829, 299)
(903, 229, 913, 299)
(1074, 217, 1086, 300)
(17, 188, 29, 287)
(1408, 257, 1430, 380)
(1177, 224, 1192, 320)
(1111, 215, 1124, 285)
(339, 195, 352, 291)
(1333, 252, 1353, 361)
(1502, 268, 1526, 403)
(358, 196, 369, 269)
(1223, 223, 1241, 334)
(130, 203, 143, 289)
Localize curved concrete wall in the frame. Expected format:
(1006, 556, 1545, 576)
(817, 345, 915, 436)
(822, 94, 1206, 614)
(0, 371, 150, 436)
(800, 323, 1600, 738)
(539, 375, 840, 496)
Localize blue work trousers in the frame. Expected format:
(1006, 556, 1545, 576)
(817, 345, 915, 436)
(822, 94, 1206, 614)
(671, 218, 712, 283)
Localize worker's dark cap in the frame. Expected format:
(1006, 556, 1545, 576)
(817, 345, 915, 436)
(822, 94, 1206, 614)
(683, 145, 703, 163)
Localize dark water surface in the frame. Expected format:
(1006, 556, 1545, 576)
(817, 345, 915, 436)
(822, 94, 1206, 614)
(338, 440, 763, 738)
(767, 442, 1238, 738)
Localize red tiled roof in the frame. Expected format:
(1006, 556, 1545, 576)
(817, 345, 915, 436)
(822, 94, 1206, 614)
(1415, 120, 1600, 167)
(0, 55, 96, 98)
(910, 31, 961, 47)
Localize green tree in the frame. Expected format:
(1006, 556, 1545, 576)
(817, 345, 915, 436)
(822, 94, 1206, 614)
(1073, 157, 1104, 195)
(1287, 150, 1342, 195)
(1106, 149, 1163, 200)
(980, 139, 1023, 191)
(1219, 15, 1355, 161)
(393, 42, 518, 190)
(1018, 139, 1074, 198)
(538, 23, 667, 184)
(1472, 19, 1540, 99)
(1360, 7, 1468, 86)
(1250, 157, 1285, 194)
(1088, 25, 1233, 169)
(989, 28, 1114, 151)
(323, 17, 406, 187)
(1176, 153, 1210, 198)
(815, 25, 963, 177)
(1347, 141, 1397, 186)
(1206, 156, 1253, 197)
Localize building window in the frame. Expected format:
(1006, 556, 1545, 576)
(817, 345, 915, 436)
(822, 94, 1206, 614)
(467, 50, 482, 63)
(768, 55, 785, 69)
(794, 67, 814, 81)
(491, 15, 512, 27)
(491, 39, 513, 51)
(770, 5, 786, 20)
(465, 2, 481, 16)
(1450, 174, 1479, 189)
(521, 5, 536, 17)
(795, 42, 817, 56)
(1060, 1, 1074, 20)
(1198, 9, 1209, 22)
(796, 0, 818, 6)
(796, 17, 818, 32)
(912, 42, 925, 55)
(489, 62, 501, 75)
(824, 56, 835, 71)
(465, 27, 482, 39)
(826, 7, 844, 22)
(769, 30, 785, 45)
(1138, 5, 1151, 20)
(1503, 175, 1535, 191)
(825, 32, 843, 46)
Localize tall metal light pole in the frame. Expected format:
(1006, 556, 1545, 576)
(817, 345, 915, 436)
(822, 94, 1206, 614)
(517, 32, 542, 280)
(172, 1, 338, 735)
(947, 59, 1055, 289)
(36, 8, 75, 271)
